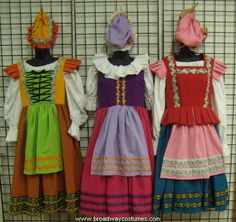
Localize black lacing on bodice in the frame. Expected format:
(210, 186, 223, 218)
(25, 70, 54, 104)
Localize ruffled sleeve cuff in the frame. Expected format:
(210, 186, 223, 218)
(79, 111, 88, 126)
(149, 60, 167, 79)
(68, 122, 80, 141)
(212, 60, 227, 80)
(85, 97, 97, 111)
(6, 127, 18, 143)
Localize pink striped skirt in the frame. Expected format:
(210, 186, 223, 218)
(79, 106, 154, 217)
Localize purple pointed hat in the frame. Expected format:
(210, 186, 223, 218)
(106, 13, 132, 48)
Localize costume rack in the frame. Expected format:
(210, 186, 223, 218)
(0, 0, 235, 221)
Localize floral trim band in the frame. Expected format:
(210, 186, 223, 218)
(175, 67, 208, 74)
(153, 188, 228, 200)
(9, 191, 80, 216)
(167, 55, 212, 108)
(162, 155, 224, 167)
(153, 198, 228, 210)
(203, 55, 212, 108)
(153, 188, 229, 210)
(161, 163, 225, 178)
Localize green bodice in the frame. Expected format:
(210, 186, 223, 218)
(24, 70, 54, 104)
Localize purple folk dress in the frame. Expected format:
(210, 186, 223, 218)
(79, 53, 154, 217)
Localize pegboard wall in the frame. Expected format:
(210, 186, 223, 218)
(0, 0, 235, 221)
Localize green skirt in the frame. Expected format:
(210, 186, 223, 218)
(24, 103, 63, 175)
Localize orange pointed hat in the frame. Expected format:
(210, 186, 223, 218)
(27, 11, 58, 48)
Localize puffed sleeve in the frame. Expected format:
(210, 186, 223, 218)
(63, 59, 88, 141)
(150, 60, 167, 154)
(85, 64, 98, 111)
(4, 64, 22, 143)
(149, 59, 167, 78)
(212, 59, 229, 156)
(143, 66, 153, 110)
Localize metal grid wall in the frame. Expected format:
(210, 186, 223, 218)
(0, 1, 77, 221)
(0, 0, 235, 221)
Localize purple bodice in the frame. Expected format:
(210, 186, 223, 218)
(97, 71, 145, 108)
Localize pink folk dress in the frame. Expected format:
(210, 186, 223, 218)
(150, 53, 229, 215)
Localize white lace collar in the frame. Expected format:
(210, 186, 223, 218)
(23, 58, 60, 72)
(93, 53, 149, 79)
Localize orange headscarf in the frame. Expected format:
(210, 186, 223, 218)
(28, 11, 58, 48)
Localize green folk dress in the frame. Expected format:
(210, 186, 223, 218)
(4, 58, 87, 216)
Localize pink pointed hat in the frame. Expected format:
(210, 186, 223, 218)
(176, 3, 208, 48)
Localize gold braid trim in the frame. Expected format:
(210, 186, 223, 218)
(116, 78, 127, 105)
(121, 78, 127, 105)
(116, 79, 121, 105)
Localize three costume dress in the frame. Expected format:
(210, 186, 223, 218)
(3, 8, 229, 218)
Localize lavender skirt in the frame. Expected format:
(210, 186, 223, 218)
(91, 105, 151, 176)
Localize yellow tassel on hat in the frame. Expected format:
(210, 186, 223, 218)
(179, 3, 198, 18)
(31, 11, 51, 41)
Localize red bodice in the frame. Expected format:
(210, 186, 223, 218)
(161, 54, 220, 126)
